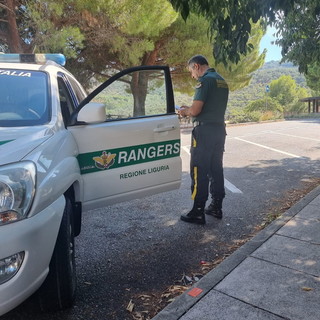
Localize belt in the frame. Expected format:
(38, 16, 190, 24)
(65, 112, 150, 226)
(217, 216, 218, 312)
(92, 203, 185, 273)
(193, 121, 225, 127)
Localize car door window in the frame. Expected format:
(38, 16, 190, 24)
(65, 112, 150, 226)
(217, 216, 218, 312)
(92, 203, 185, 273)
(58, 77, 76, 126)
(91, 69, 168, 120)
(66, 75, 87, 103)
(68, 65, 180, 210)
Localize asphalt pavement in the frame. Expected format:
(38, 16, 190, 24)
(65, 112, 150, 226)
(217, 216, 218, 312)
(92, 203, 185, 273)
(3, 119, 319, 320)
(153, 184, 320, 320)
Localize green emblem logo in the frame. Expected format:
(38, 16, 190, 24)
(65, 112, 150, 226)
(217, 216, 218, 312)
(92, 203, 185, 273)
(93, 151, 116, 170)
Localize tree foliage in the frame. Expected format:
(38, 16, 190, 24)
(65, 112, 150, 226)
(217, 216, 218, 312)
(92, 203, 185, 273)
(269, 75, 297, 106)
(0, 0, 266, 94)
(275, 0, 320, 74)
(160, 15, 266, 94)
(216, 21, 266, 91)
(0, 0, 179, 85)
(228, 61, 308, 110)
(268, 75, 309, 114)
(289, 87, 310, 114)
(228, 63, 310, 123)
(0, 0, 24, 52)
(169, 0, 320, 74)
(270, 76, 308, 113)
(0, 0, 87, 55)
(304, 63, 320, 96)
(168, 1, 290, 63)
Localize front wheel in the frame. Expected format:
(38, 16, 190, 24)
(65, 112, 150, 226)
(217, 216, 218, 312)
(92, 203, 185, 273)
(37, 196, 76, 311)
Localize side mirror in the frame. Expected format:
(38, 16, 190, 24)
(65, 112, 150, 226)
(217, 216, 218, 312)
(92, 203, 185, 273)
(77, 102, 106, 123)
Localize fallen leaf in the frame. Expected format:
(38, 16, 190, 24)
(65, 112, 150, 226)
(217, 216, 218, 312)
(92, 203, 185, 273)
(138, 294, 152, 300)
(126, 299, 135, 312)
(302, 287, 313, 291)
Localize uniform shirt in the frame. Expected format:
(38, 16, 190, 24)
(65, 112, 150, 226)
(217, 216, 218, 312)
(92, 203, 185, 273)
(193, 68, 229, 123)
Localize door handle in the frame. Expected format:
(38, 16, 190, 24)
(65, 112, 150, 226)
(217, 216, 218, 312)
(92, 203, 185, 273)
(153, 126, 176, 133)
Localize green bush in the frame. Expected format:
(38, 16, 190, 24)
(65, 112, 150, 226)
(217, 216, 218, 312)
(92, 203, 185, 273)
(226, 108, 249, 123)
(260, 111, 282, 121)
(285, 113, 320, 119)
(245, 97, 283, 113)
(226, 107, 283, 124)
(226, 108, 262, 123)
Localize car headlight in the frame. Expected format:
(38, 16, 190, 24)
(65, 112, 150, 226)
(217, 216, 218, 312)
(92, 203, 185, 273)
(0, 161, 36, 226)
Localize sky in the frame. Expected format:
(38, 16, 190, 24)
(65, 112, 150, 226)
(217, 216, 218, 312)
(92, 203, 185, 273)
(259, 26, 282, 62)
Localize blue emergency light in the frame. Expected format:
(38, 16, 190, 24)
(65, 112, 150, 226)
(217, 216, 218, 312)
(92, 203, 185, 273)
(0, 53, 66, 66)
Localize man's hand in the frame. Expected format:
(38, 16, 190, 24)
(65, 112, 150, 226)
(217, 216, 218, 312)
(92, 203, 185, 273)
(179, 105, 190, 117)
(179, 101, 204, 117)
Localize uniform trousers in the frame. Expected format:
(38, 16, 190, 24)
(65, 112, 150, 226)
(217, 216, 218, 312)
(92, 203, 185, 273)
(190, 123, 226, 206)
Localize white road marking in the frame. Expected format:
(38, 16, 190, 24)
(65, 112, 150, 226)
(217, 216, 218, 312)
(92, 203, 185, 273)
(182, 145, 243, 194)
(271, 131, 320, 142)
(227, 130, 273, 139)
(227, 126, 303, 140)
(224, 179, 243, 194)
(182, 146, 190, 154)
(234, 137, 302, 158)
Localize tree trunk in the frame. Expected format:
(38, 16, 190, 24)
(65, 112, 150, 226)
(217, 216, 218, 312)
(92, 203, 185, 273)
(131, 71, 149, 117)
(130, 42, 162, 117)
(5, 0, 23, 52)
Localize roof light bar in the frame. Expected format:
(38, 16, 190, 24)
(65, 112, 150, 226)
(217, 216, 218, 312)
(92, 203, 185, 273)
(0, 53, 66, 66)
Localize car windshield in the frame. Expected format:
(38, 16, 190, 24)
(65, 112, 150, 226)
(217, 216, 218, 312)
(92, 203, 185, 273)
(0, 69, 50, 127)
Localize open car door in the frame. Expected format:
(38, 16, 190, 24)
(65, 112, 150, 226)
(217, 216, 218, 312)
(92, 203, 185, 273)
(68, 66, 181, 211)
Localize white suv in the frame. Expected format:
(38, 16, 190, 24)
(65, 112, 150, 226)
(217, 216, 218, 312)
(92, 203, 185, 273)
(0, 53, 181, 316)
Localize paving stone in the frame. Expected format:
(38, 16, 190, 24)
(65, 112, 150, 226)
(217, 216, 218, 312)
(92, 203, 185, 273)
(277, 217, 320, 244)
(215, 257, 320, 320)
(307, 195, 320, 207)
(294, 202, 320, 221)
(251, 234, 320, 277)
(179, 290, 284, 320)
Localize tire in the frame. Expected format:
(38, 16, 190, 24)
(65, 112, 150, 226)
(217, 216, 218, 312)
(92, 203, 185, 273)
(38, 196, 76, 311)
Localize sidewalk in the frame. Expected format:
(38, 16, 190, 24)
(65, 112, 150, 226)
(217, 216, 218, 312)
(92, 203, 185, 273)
(153, 185, 320, 320)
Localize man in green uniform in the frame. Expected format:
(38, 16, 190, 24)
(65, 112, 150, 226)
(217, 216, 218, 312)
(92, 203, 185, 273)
(179, 55, 229, 224)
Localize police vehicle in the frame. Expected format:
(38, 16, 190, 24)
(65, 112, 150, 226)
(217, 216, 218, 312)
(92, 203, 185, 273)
(0, 53, 181, 315)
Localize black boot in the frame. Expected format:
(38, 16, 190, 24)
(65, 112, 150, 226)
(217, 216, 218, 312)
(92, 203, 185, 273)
(205, 198, 223, 219)
(180, 204, 205, 224)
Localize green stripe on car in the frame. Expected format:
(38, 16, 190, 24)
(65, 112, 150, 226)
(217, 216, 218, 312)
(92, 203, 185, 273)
(78, 139, 180, 175)
(0, 140, 13, 146)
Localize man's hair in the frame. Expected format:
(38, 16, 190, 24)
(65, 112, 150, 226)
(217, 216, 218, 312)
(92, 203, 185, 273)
(188, 55, 209, 66)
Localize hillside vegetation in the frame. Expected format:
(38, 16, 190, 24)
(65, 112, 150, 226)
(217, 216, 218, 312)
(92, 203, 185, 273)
(228, 60, 307, 109)
(225, 60, 312, 123)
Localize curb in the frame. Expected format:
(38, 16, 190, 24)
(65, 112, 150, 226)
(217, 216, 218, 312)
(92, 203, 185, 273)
(153, 184, 320, 320)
